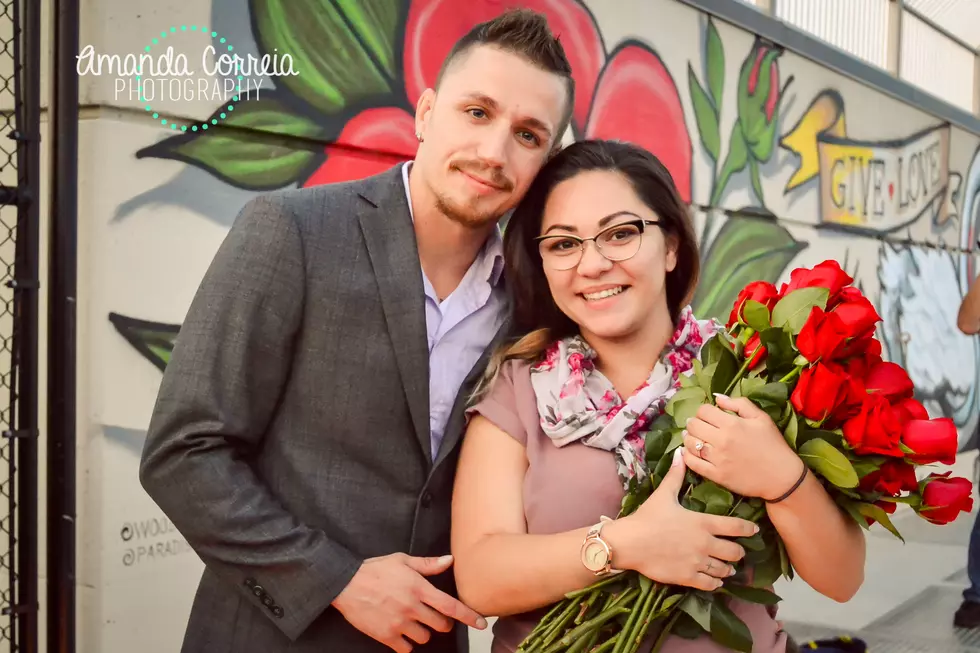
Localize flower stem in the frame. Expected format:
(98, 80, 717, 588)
(649, 606, 684, 653)
(778, 365, 802, 384)
(543, 606, 630, 653)
(621, 583, 661, 653)
(590, 633, 621, 653)
(723, 355, 755, 397)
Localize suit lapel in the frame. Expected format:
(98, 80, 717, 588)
(356, 166, 432, 462)
(433, 311, 516, 470)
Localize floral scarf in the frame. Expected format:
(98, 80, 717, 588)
(529, 306, 720, 488)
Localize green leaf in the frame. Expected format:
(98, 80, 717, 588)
(836, 496, 870, 530)
(741, 299, 771, 332)
(679, 593, 712, 632)
(668, 397, 705, 426)
(137, 95, 323, 190)
(688, 64, 721, 163)
(777, 536, 794, 579)
(797, 427, 845, 450)
(691, 217, 808, 323)
(691, 481, 735, 516)
(709, 599, 754, 653)
(735, 530, 766, 552)
(251, 0, 400, 113)
(784, 409, 799, 449)
(756, 327, 796, 372)
(858, 502, 905, 542)
(108, 313, 179, 372)
(661, 593, 684, 613)
(748, 155, 765, 206)
(702, 335, 739, 395)
(696, 361, 717, 395)
(771, 287, 830, 334)
(799, 438, 859, 488)
(744, 382, 788, 405)
(748, 546, 782, 588)
(737, 377, 766, 398)
(722, 584, 781, 605)
(672, 612, 706, 640)
(706, 19, 726, 108)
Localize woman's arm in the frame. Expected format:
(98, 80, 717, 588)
(452, 415, 759, 617)
(450, 415, 599, 616)
(765, 468, 866, 602)
(683, 395, 866, 603)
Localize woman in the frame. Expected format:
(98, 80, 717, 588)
(450, 140, 866, 653)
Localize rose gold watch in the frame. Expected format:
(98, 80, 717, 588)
(580, 516, 624, 576)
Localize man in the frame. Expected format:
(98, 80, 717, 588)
(138, 9, 574, 653)
(954, 272, 980, 629)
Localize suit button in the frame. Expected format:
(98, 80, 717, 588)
(244, 578, 256, 588)
(271, 605, 284, 618)
(262, 595, 274, 607)
(420, 491, 432, 508)
(252, 585, 265, 598)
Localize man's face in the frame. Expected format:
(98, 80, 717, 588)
(414, 45, 569, 228)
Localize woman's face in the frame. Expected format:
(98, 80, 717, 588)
(537, 169, 678, 343)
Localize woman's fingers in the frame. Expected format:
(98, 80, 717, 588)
(692, 571, 725, 591)
(707, 536, 747, 563)
(702, 513, 759, 539)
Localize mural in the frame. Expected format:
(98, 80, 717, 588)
(106, 1, 980, 443)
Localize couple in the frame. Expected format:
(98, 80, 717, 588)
(139, 8, 866, 653)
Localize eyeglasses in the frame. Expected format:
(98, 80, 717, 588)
(534, 218, 662, 271)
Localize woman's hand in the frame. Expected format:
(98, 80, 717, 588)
(682, 394, 805, 501)
(604, 448, 759, 592)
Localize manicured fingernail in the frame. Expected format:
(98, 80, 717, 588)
(476, 617, 488, 629)
(439, 554, 453, 565)
(729, 567, 737, 576)
(685, 417, 692, 426)
(753, 524, 760, 534)
(681, 429, 689, 438)
(672, 447, 683, 466)
(713, 393, 729, 399)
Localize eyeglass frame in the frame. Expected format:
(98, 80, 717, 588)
(533, 217, 663, 269)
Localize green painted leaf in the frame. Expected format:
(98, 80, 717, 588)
(706, 19, 725, 108)
(251, 0, 400, 113)
(709, 600, 754, 653)
(688, 64, 721, 162)
(692, 217, 808, 323)
(691, 481, 734, 516)
(799, 438, 859, 488)
(771, 287, 829, 334)
(722, 584, 781, 605)
(108, 313, 180, 372)
(749, 155, 765, 206)
(741, 299, 771, 332)
(137, 95, 323, 190)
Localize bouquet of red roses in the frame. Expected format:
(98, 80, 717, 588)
(516, 260, 974, 653)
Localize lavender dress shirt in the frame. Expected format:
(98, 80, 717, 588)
(401, 162, 508, 459)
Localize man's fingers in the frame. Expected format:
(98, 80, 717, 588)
(703, 513, 759, 539)
(413, 602, 454, 633)
(402, 554, 454, 576)
(402, 621, 431, 646)
(386, 637, 413, 653)
(421, 584, 489, 629)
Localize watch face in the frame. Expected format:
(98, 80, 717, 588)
(582, 541, 609, 572)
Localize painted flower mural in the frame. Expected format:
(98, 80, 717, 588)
(113, 2, 806, 368)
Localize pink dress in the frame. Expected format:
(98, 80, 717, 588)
(466, 359, 789, 653)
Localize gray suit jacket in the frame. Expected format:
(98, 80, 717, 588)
(140, 165, 512, 653)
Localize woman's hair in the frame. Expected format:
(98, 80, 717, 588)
(471, 139, 699, 401)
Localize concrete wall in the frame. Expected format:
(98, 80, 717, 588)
(48, 0, 980, 650)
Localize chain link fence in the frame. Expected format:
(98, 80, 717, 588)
(0, 0, 41, 649)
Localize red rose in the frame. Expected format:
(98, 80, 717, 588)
(864, 361, 914, 402)
(859, 460, 918, 496)
(841, 393, 904, 457)
(780, 260, 853, 301)
(728, 281, 780, 327)
(917, 472, 974, 525)
(894, 397, 929, 423)
(903, 418, 958, 465)
(842, 341, 883, 379)
(790, 362, 848, 423)
(830, 287, 881, 338)
(831, 375, 867, 426)
(744, 332, 766, 369)
(797, 307, 849, 363)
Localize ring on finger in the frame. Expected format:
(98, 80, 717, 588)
(694, 439, 708, 459)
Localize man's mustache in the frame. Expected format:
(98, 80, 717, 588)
(452, 162, 514, 192)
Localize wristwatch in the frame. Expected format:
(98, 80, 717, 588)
(580, 516, 623, 576)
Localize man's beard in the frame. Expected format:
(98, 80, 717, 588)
(434, 190, 504, 229)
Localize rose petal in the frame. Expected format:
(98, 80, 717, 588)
(303, 108, 417, 187)
(583, 43, 692, 203)
(865, 361, 914, 401)
(402, 0, 604, 132)
(903, 418, 958, 465)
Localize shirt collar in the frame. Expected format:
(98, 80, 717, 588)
(401, 161, 505, 287)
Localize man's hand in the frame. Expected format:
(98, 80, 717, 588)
(332, 553, 488, 652)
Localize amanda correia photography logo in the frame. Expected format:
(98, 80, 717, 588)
(76, 25, 298, 132)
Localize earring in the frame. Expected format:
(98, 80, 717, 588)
(416, 132, 423, 142)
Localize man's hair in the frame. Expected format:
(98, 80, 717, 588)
(436, 9, 575, 144)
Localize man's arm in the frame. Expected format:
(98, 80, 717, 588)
(139, 193, 360, 641)
(958, 273, 980, 335)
